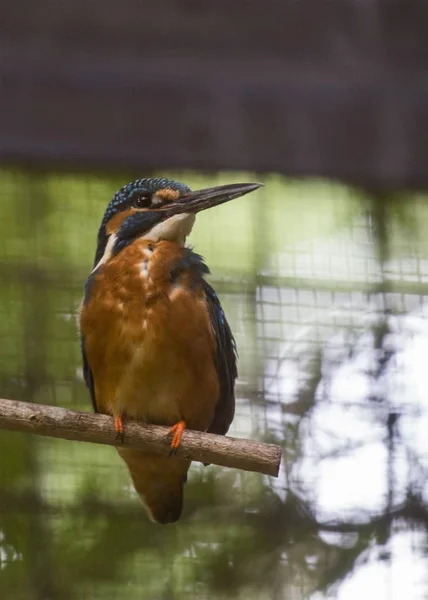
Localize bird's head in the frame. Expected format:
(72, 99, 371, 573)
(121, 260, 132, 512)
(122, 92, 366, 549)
(93, 177, 262, 269)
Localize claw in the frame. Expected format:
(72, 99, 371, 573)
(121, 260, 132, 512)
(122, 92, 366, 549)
(114, 415, 125, 443)
(168, 420, 186, 455)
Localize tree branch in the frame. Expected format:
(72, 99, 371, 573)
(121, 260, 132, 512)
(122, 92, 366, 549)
(0, 398, 282, 477)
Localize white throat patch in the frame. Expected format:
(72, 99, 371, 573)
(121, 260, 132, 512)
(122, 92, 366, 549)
(142, 213, 196, 245)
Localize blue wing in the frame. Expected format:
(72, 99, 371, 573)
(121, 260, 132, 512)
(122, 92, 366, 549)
(81, 272, 98, 413)
(169, 248, 237, 435)
(203, 281, 237, 435)
(81, 335, 97, 412)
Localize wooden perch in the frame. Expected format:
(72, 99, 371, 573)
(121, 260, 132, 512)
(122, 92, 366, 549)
(0, 398, 282, 477)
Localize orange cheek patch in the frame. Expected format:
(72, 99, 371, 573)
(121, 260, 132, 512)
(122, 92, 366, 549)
(106, 208, 138, 234)
(155, 188, 181, 203)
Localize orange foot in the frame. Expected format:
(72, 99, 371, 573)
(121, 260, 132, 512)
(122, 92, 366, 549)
(168, 420, 186, 455)
(114, 415, 125, 443)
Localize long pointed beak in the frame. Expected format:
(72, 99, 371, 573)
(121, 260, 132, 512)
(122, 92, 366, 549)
(162, 182, 263, 217)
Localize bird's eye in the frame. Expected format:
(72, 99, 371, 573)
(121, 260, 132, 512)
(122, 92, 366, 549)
(133, 194, 152, 209)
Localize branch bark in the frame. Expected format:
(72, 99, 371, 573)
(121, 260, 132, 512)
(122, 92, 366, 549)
(0, 398, 282, 477)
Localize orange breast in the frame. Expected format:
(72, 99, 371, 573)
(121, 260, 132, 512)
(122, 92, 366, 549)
(79, 239, 220, 431)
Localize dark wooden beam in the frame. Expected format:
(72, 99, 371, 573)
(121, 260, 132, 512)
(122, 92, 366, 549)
(1, 0, 428, 188)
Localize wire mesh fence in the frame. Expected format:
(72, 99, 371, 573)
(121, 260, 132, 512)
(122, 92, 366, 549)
(1, 168, 428, 599)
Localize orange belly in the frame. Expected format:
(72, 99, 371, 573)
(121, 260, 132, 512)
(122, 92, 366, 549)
(79, 239, 220, 432)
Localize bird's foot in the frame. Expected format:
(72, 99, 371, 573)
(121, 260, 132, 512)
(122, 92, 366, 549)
(168, 420, 186, 456)
(114, 415, 125, 443)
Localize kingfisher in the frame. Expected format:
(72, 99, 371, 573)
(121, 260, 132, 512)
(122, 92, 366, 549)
(79, 177, 261, 523)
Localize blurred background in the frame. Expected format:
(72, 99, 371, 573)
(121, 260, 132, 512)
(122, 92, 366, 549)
(1, 1, 428, 599)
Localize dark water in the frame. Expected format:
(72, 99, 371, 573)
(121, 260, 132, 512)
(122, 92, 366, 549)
(0, 169, 427, 599)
